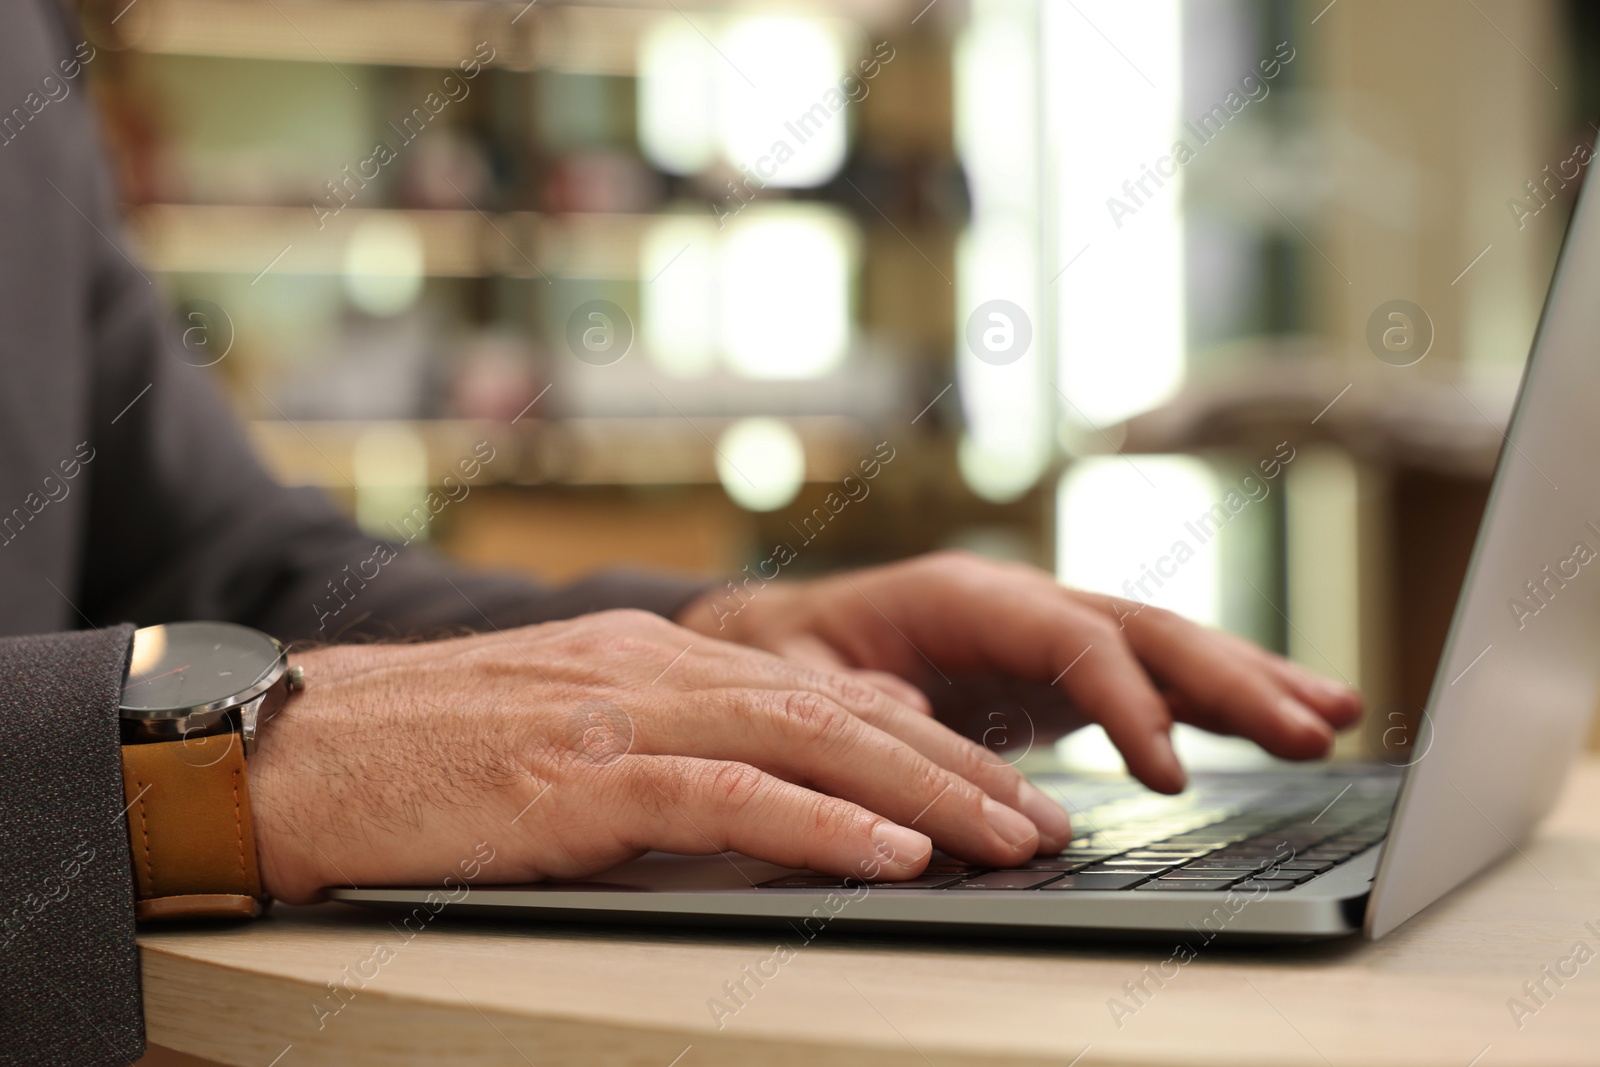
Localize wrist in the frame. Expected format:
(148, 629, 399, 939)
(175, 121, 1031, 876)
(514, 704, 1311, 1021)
(248, 644, 350, 903)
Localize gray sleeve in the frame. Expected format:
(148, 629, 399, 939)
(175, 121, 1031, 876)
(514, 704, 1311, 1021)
(0, 625, 143, 1067)
(62, 75, 707, 647)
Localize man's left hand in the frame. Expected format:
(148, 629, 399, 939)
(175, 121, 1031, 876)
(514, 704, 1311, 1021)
(679, 551, 1363, 795)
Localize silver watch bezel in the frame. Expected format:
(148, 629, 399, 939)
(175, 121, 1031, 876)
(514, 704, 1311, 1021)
(119, 622, 300, 753)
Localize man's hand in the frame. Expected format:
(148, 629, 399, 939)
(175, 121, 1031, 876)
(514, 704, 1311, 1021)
(679, 551, 1363, 795)
(250, 609, 1074, 902)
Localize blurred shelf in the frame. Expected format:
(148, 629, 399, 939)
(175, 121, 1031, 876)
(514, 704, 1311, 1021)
(117, 0, 526, 69)
(1114, 342, 1519, 480)
(129, 204, 651, 280)
(247, 416, 875, 488)
(113, 0, 904, 76)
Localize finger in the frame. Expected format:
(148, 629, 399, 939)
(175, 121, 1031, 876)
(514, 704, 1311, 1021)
(667, 646, 1059, 848)
(1245, 647, 1364, 728)
(673, 616, 936, 718)
(1166, 621, 1362, 727)
(840, 696, 1073, 853)
(1124, 610, 1336, 760)
(770, 662, 1046, 811)
(668, 625, 849, 675)
(606, 755, 934, 880)
(764, 632, 854, 672)
(928, 676, 1092, 745)
(626, 688, 1043, 865)
(733, 653, 1065, 849)
(1046, 634, 1185, 793)
(677, 647, 932, 717)
(824, 563, 1187, 793)
(910, 591, 1185, 793)
(852, 669, 934, 716)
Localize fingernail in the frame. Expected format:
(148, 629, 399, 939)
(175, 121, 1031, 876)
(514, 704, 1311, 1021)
(1017, 782, 1074, 849)
(870, 822, 932, 873)
(1311, 676, 1354, 702)
(1153, 732, 1186, 792)
(1280, 696, 1334, 739)
(982, 795, 1039, 849)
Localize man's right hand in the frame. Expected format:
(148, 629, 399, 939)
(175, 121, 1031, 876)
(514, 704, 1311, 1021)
(249, 610, 1075, 903)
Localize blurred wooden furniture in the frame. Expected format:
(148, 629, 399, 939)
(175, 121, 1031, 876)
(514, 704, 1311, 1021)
(138, 757, 1600, 1066)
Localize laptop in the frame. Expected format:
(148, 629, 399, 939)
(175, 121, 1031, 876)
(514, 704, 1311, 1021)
(334, 166, 1600, 943)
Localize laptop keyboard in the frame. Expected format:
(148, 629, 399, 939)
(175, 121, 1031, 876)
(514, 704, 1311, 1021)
(760, 772, 1397, 893)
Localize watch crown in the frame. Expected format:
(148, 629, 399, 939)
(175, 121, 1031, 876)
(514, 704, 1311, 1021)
(286, 664, 306, 692)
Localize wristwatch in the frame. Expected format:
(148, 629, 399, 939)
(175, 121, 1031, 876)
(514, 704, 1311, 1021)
(118, 621, 304, 921)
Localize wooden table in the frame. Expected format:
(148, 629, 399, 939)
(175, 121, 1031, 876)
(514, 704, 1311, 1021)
(139, 759, 1600, 1066)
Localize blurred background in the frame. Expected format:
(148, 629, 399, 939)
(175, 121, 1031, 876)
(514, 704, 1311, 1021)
(73, 0, 1600, 767)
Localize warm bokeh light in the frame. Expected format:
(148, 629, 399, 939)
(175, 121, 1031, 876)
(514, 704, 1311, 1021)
(637, 19, 718, 176)
(342, 214, 425, 317)
(1056, 454, 1219, 626)
(719, 209, 853, 380)
(955, 219, 1047, 502)
(719, 16, 847, 189)
(1046, 0, 1184, 426)
(715, 417, 806, 511)
(954, 0, 1048, 503)
(640, 215, 719, 378)
(352, 424, 429, 537)
(956, 0, 1038, 220)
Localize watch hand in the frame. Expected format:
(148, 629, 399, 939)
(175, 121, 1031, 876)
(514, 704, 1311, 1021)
(123, 664, 191, 691)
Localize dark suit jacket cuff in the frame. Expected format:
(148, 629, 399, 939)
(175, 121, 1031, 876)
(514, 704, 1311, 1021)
(0, 624, 143, 1067)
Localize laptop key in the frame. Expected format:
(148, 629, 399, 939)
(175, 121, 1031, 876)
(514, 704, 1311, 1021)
(1037, 872, 1151, 890)
(1161, 868, 1258, 880)
(1183, 858, 1269, 871)
(945, 870, 1063, 890)
(1138, 843, 1214, 853)
(1078, 862, 1174, 875)
(1235, 878, 1301, 892)
(865, 875, 968, 889)
(1136, 878, 1240, 891)
(760, 876, 856, 889)
(1271, 860, 1336, 874)
(1014, 857, 1096, 871)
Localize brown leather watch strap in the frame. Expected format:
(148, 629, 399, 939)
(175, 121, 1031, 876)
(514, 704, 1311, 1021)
(120, 734, 268, 921)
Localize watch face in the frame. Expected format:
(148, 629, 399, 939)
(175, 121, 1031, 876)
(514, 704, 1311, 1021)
(122, 621, 283, 716)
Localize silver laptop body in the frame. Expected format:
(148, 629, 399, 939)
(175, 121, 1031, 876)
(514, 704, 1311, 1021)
(335, 166, 1600, 943)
